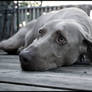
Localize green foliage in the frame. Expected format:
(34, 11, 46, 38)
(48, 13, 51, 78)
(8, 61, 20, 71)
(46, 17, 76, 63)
(19, 1, 42, 7)
(19, 1, 28, 7)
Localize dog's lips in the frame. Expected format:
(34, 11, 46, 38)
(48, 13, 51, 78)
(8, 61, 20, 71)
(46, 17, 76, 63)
(19, 58, 32, 71)
(21, 65, 46, 71)
(21, 64, 32, 71)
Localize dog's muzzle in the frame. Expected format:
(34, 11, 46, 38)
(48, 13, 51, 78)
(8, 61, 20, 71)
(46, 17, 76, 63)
(19, 47, 37, 71)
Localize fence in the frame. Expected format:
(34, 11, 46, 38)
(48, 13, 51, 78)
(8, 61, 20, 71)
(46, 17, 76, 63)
(0, 4, 92, 41)
(18, 6, 63, 28)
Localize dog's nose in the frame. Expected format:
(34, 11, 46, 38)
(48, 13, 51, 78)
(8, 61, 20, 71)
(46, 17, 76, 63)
(19, 51, 31, 64)
(19, 47, 37, 65)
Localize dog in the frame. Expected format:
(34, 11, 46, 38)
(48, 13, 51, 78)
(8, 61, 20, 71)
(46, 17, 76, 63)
(0, 7, 92, 71)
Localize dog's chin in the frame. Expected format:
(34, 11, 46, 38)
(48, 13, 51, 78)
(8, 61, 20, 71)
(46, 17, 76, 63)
(21, 65, 34, 71)
(20, 64, 50, 71)
(20, 63, 58, 71)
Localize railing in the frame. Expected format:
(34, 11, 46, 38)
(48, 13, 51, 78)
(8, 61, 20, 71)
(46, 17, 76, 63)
(18, 5, 92, 29)
(0, 5, 92, 41)
(18, 6, 63, 28)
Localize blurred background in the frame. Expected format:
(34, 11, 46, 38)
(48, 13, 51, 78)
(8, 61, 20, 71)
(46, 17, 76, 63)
(0, 1, 92, 41)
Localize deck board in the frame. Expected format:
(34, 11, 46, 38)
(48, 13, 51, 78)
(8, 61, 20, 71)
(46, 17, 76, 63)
(0, 83, 64, 91)
(0, 69, 92, 91)
(0, 51, 92, 91)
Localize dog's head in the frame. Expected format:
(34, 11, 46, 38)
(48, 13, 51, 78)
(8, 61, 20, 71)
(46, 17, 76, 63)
(19, 20, 88, 71)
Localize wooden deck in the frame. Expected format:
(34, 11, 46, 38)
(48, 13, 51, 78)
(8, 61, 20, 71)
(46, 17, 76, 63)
(0, 51, 92, 91)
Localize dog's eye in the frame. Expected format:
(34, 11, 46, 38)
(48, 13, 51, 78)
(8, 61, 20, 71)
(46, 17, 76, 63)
(39, 29, 46, 35)
(56, 31, 66, 45)
(39, 29, 43, 34)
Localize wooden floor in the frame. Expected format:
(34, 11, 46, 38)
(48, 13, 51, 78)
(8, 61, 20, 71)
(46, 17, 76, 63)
(0, 51, 92, 91)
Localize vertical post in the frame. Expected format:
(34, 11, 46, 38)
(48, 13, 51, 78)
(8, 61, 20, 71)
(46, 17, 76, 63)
(33, 8, 35, 19)
(40, 0, 42, 7)
(2, 6, 8, 39)
(25, 9, 28, 23)
(37, 8, 39, 18)
(17, 0, 19, 31)
(10, 1, 15, 36)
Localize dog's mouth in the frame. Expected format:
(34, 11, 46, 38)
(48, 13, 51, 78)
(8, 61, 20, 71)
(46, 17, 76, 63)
(19, 49, 58, 71)
(20, 64, 37, 71)
(20, 59, 58, 71)
(20, 63, 51, 71)
(19, 55, 37, 71)
(19, 56, 50, 71)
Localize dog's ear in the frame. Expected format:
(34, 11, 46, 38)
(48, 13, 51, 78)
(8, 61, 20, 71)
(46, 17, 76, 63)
(79, 24, 92, 62)
(83, 39, 92, 62)
(78, 25, 92, 43)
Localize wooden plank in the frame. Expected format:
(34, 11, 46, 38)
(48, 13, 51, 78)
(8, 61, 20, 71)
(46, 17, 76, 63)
(0, 55, 19, 59)
(0, 70, 92, 91)
(0, 54, 92, 72)
(0, 61, 92, 75)
(0, 55, 19, 64)
(52, 65, 92, 75)
(0, 69, 18, 74)
(1, 63, 92, 76)
(0, 59, 19, 64)
(0, 83, 64, 91)
(0, 63, 20, 70)
(1, 55, 92, 75)
(0, 54, 92, 74)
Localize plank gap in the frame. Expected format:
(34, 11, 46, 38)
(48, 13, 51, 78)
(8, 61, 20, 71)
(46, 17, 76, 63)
(0, 80, 73, 91)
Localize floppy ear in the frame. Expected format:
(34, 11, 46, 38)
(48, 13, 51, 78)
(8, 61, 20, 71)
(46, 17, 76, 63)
(78, 23, 92, 43)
